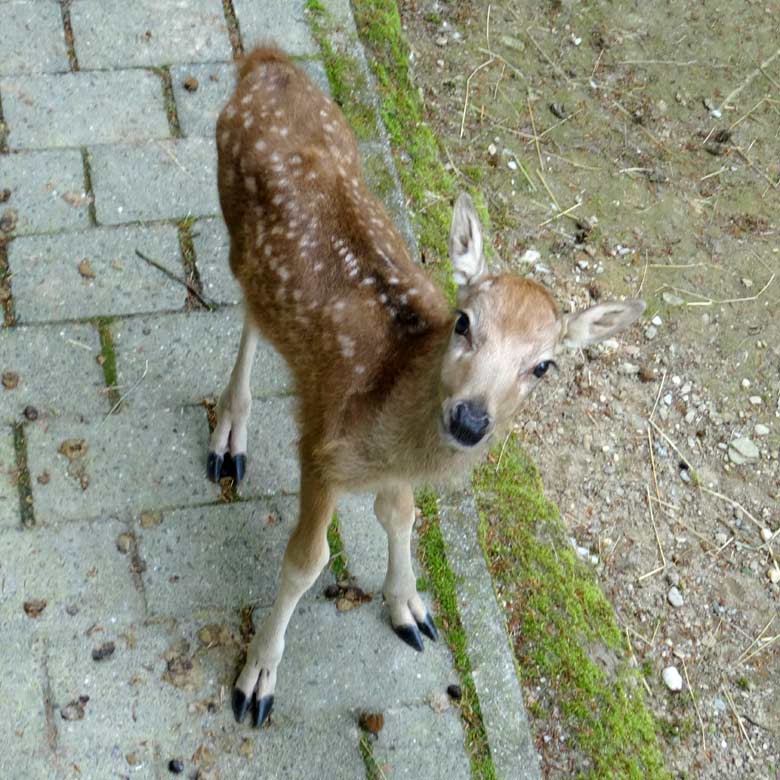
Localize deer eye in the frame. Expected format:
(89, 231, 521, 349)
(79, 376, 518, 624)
(533, 360, 554, 378)
(454, 310, 470, 336)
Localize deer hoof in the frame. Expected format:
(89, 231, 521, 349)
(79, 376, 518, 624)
(252, 694, 274, 728)
(232, 687, 252, 723)
(393, 622, 424, 652)
(417, 612, 439, 642)
(206, 451, 224, 482)
(231, 453, 246, 483)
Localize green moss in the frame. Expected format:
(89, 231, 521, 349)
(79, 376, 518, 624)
(327, 513, 349, 580)
(306, 1, 378, 141)
(12, 423, 35, 528)
(95, 317, 120, 408)
(473, 437, 669, 780)
(416, 488, 497, 780)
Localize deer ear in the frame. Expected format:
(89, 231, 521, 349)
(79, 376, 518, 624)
(449, 193, 487, 290)
(562, 300, 645, 348)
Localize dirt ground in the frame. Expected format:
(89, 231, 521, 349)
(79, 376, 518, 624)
(397, 1, 780, 777)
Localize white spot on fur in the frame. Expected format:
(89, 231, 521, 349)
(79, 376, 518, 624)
(245, 176, 257, 194)
(255, 139, 267, 152)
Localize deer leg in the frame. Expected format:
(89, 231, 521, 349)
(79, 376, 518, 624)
(207, 313, 258, 483)
(233, 471, 334, 728)
(374, 484, 438, 652)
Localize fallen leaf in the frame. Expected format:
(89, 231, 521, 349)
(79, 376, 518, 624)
(23, 599, 47, 618)
(358, 711, 384, 735)
(59, 439, 88, 460)
(139, 511, 161, 528)
(183, 76, 199, 92)
(78, 259, 96, 279)
(61, 696, 89, 721)
(62, 191, 89, 208)
(2, 371, 19, 390)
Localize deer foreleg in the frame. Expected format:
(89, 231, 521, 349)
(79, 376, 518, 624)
(207, 312, 258, 483)
(374, 484, 438, 652)
(232, 471, 334, 727)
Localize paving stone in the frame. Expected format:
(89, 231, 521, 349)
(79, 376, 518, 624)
(191, 218, 243, 305)
(0, 70, 170, 149)
(171, 62, 235, 138)
(232, 0, 318, 57)
(373, 706, 471, 780)
(26, 406, 220, 523)
(0, 426, 19, 528)
(0, 1, 69, 76)
(236, 397, 300, 498)
(0, 518, 143, 630)
(70, 0, 233, 69)
(140, 497, 309, 617)
(439, 492, 542, 780)
(8, 225, 186, 322)
(0, 150, 91, 235)
(47, 617, 365, 779)
(278, 597, 450, 715)
(89, 138, 219, 224)
(336, 492, 387, 592)
(0, 631, 52, 780)
(112, 309, 291, 411)
(0, 323, 106, 424)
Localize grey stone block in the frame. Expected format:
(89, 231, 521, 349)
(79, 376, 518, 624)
(70, 0, 233, 68)
(299, 59, 331, 95)
(439, 492, 542, 780)
(26, 406, 220, 523)
(9, 225, 186, 322)
(140, 497, 310, 617)
(236, 396, 300, 498)
(112, 309, 291, 411)
(277, 597, 451, 714)
(0, 1, 69, 76)
(171, 62, 235, 138)
(0, 427, 19, 528)
(336, 492, 387, 592)
(89, 139, 219, 224)
(46, 617, 366, 779)
(233, 0, 318, 57)
(0, 631, 52, 780)
(0, 518, 143, 630)
(0, 150, 91, 236)
(192, 217, 243, 306)
(0, 323, 106, 423)
(374, 706, 471, 780)
(0, 70, 170, 149)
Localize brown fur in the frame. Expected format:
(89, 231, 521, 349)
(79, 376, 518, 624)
(217, 47, 561, 491)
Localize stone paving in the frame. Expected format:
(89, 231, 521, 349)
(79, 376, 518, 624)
(0, 2, 539, 779)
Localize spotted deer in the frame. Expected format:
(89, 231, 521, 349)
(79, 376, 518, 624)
(207, 46, 645, 728)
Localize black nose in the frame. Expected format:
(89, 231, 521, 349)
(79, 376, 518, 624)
(449, 401, 490, 446)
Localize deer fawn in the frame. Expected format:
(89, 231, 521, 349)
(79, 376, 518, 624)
(206, 46, 644, 728)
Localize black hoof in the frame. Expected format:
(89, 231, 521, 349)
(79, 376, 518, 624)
(252, 695, 274, 728)
(207, 451, 224, 482)
(232, 453, 246, 484)
(232, 687, 251, 724)
(394, 623, 424, 652)
(417, 612, 439, 642)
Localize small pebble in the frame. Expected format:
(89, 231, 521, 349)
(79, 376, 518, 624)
(667, 586, 684, 608)
(644, 325, 657, 340)
(663, 666, 683, 692)
(507, 160, 518, 171)
(182, 76, 199, 92)
(23, 405, 39, 421)
(755, 424, 769, 437)
(91, 641, 115, 662)
(715, 532, 728, 546)
(168, 759, 184, 774)
(651, 315, 662, 326)
(447, 683, 463, 700)
(749, 396, 762, 406)
(769, 568, 780, 585)
(760, 528, 773, 542)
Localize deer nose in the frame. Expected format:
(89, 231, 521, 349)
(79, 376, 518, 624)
(449, 401, 490, 446)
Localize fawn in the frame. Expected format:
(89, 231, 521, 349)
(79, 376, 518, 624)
(207, 46, 644, 728)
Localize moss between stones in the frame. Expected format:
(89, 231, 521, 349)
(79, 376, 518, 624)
(327, 513, 350, 580)
(95, 317, 120, 408)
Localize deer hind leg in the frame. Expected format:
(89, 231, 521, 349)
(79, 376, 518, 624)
(374, 484, 438, 652)
(207, 312, 258, 483)
(232, 471, 334, 727)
